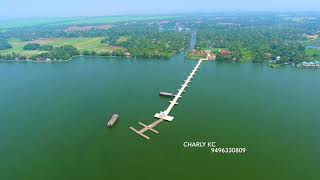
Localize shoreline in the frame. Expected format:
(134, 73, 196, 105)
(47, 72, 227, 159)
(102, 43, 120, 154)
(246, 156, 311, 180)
(0, 55, 319, 70)
(0, 54, 128, 63)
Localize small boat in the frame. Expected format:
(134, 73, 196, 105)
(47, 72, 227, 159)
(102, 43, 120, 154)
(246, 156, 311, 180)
(107, 114, 119, 128)
(159, 92, 175, 97)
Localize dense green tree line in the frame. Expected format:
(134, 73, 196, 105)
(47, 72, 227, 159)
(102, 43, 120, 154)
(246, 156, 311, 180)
(82, 48, 127, 57)
(1, 13, 320, 61)
(196, 25, 308, 63)
(0, 45, 79, 60)
(1, 22, 190, 59)
(23, 43, 54, 51)
(1, 26, 109, 41)
(102, 24, 190, 58)
(0, 39, 12, 50)
(34, 45, 79, 60)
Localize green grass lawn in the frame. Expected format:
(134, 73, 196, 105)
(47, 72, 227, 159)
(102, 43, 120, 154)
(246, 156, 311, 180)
(116, 36, 129, 43)
(306, 48, 320, 60)
(0, 37, 110, 57)
(303, 38, 320, 60)
(187, 53, 207, 60)
(268, 63, 282, 68)
(0, 39, 45, 56)
(209, 48, 253, 62)
(45, 37, 107, 52)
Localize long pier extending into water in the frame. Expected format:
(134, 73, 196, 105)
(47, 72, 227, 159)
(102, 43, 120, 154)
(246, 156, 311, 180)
(130, 54, 209, 140)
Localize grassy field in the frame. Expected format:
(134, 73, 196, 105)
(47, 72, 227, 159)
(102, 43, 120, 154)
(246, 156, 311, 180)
(0, 15, 178, 29)
(187, 53, 207, 60)
(0, 39, 45, 56)
(0, 37, 114, 57)
(116, 36, 129, 43)
(302, 38, 320, 60)
(44, 37, 107, 52)
(306, 48, 320, 59)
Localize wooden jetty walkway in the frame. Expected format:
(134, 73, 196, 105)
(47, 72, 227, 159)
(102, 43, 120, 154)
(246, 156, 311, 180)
(130, 54, 209, 140)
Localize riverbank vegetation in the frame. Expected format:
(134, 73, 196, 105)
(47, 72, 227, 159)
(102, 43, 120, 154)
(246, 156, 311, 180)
(0, 12, 320, 63)
(102, 24, 190, 58)
(196, 25, 309, 63)
(0, 39, 12, 50)
(194, 13, 320, 64)
(0, 17, 190, 60)
(23, 43, 53, 51)
(0, 45, 79, 60)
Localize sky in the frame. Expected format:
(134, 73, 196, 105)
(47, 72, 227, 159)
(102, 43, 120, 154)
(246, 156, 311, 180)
(1, 0, 320, 19)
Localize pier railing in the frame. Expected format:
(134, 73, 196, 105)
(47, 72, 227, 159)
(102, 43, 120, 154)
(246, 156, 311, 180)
(130, 54, 209, 140)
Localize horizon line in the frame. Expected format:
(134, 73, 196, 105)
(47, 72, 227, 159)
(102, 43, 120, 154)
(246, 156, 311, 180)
(1, 9, 320, 21)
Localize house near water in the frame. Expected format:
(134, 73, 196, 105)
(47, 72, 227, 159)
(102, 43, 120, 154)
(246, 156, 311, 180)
(302, 62, 309, 67)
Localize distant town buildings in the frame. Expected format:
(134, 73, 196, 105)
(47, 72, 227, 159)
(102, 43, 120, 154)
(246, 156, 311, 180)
(158, 22, 192, 32)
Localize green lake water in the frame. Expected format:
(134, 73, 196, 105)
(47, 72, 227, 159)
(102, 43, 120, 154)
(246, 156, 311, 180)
(0, 55, 319, 180)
